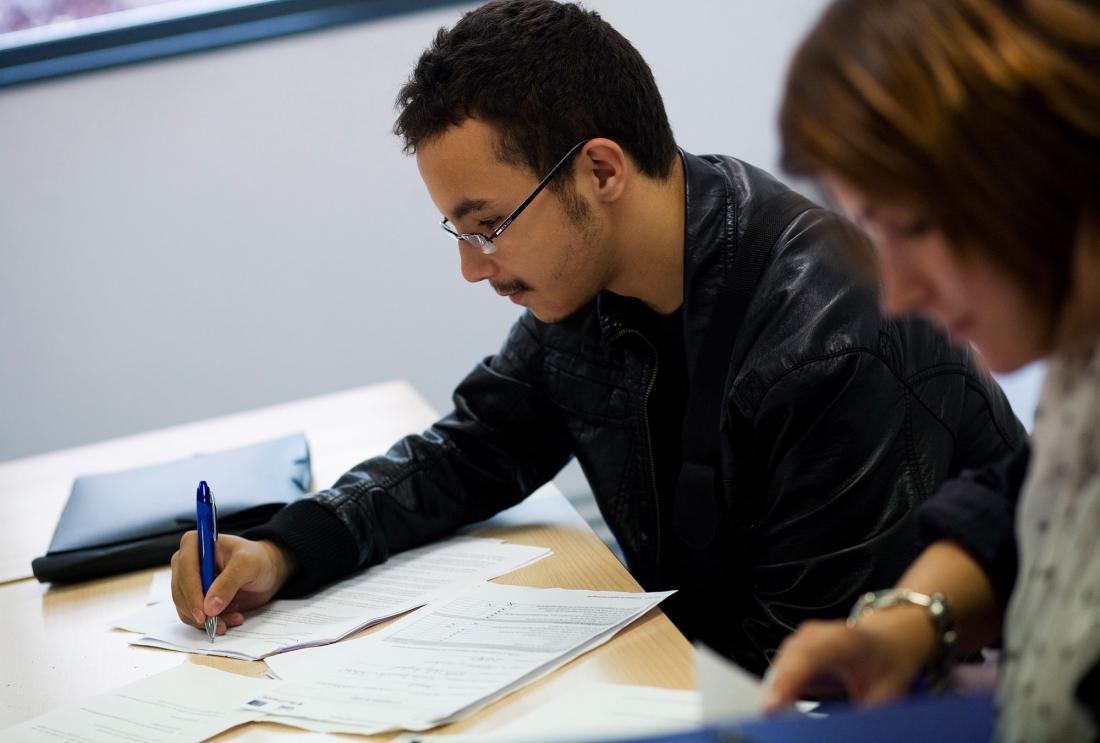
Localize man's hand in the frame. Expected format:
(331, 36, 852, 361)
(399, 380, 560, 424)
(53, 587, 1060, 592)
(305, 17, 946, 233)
(170, 533, 297, 635)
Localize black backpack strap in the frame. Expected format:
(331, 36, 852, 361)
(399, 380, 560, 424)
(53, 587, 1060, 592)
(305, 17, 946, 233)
(674, 190, 817, 549)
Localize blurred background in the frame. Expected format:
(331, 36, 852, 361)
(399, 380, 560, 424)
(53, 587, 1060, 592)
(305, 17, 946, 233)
(0, 0, 1043, 548)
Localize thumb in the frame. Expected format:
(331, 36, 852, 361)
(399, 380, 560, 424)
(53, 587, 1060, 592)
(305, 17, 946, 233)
(203, 549, 257, 616)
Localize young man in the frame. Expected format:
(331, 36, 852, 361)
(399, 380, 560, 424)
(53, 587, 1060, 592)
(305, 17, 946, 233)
(170, 0, 1023, 674)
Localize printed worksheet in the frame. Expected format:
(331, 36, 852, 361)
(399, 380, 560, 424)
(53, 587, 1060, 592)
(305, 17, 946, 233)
(390, 682, 701, 742)
(248, 582, 674, 735)
(3, 664, 269, 743)
(118, 537, 551, 660)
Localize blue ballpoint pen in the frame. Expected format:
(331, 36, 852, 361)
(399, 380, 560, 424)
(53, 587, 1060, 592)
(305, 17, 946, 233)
(196, 480, 219, 642)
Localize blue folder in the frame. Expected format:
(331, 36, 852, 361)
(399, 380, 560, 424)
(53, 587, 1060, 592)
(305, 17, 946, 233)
(31, 433, 311, 583)
(577, 691, 994, 743)
(732, 691, 994, 742)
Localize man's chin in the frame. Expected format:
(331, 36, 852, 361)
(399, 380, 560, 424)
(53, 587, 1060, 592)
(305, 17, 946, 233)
(526, 306, 562, 323)
(527, 298, 591, 324)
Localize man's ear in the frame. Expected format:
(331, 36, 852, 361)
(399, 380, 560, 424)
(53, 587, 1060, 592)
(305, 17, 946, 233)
(577, 138, 628, 203)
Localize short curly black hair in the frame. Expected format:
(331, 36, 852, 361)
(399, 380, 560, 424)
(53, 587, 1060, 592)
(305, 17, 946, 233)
(394, 0, 677, 183)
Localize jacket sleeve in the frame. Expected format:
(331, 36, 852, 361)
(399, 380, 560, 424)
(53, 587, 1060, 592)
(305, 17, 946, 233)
(247, 314, 574, 597)
(734, 349, 986, 666)
(916, 442, 1030, 606)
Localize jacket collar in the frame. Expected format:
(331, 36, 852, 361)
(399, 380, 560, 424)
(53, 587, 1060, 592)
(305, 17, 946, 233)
(597, 149, 736, 357)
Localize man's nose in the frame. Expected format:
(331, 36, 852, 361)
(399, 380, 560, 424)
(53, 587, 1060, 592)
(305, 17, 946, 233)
(458, 240, 497, 283)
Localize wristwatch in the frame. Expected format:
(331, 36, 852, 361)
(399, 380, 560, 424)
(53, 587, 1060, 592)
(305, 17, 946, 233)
(847, 589, 959, 690)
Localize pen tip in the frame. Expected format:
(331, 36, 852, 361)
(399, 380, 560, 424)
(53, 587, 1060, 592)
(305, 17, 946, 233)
(197, 480, 210, 499)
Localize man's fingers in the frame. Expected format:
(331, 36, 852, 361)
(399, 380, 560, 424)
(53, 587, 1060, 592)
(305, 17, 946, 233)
(170, 531, 205, 628)
(201, 546, 258, 617)
(170, 575, 201, 629)
(172, 534, 283, 630)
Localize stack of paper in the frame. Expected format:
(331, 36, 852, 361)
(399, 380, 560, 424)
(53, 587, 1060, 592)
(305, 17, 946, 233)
(247, 582, 674, 735)
(115, 537, 550, 660)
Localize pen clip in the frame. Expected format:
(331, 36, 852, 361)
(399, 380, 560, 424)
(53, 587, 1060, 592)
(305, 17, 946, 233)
(210, 488, 218, 540)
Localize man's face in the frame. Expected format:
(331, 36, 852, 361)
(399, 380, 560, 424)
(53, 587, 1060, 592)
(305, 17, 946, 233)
(416, 119, 615, 323)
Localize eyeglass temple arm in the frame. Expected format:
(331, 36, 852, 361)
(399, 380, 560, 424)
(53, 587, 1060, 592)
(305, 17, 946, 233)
(490, 139, 590, 239)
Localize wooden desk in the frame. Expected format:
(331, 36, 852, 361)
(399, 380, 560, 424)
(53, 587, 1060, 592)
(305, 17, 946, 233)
(0, 382, 693, 740)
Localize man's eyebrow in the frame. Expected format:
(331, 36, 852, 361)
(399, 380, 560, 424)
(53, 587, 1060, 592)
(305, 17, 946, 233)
(451, 198, 492, 222)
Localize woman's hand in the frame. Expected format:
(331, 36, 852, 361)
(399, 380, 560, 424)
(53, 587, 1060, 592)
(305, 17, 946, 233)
(763, 605, 936, 712)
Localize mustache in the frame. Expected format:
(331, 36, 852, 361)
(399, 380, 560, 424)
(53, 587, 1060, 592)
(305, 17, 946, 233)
(491, 280, 531, 294)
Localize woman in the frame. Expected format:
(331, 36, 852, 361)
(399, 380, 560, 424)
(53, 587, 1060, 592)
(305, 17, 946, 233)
(763, 0, 1100, 740)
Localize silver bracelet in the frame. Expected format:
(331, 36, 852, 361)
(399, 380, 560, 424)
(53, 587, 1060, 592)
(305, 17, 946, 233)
(847, 589, 958, 690)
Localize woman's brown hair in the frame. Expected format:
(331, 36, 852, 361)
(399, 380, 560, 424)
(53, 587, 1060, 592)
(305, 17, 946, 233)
(780, 0, 1100, 323)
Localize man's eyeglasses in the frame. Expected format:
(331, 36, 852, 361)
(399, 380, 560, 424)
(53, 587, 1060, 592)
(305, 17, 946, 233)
(440, 139, 590, 255)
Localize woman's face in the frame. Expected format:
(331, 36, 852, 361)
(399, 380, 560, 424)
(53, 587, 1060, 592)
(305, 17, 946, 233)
(825, 177, 1050, 373)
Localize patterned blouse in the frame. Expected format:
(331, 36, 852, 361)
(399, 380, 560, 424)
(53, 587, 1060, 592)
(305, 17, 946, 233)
(999, 339, 1100, 741)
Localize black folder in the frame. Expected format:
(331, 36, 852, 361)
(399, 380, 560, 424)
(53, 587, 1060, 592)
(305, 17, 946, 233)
(31, 433, 312, 583)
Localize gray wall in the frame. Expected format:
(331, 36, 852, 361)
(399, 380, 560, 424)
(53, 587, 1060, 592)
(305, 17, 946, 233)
(0, 0, 1040, 469)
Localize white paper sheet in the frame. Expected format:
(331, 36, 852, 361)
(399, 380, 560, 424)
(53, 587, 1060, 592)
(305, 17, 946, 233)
(147, 569, 173, 604)
(695, 642, 820, 724)
(2, 664, 269, 743)
(121, 537, 551, 661)
(249, 582, 674, 735)
(113, 601, 180, 633)
(390, 683, 701, 742)
(694, 641, 764, 723)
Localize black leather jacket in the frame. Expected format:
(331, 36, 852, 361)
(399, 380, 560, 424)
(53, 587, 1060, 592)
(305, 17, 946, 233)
(256, 152, 1024, 673)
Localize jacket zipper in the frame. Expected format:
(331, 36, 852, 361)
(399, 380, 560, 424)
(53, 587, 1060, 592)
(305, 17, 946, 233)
(608, 327, 662, 586)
